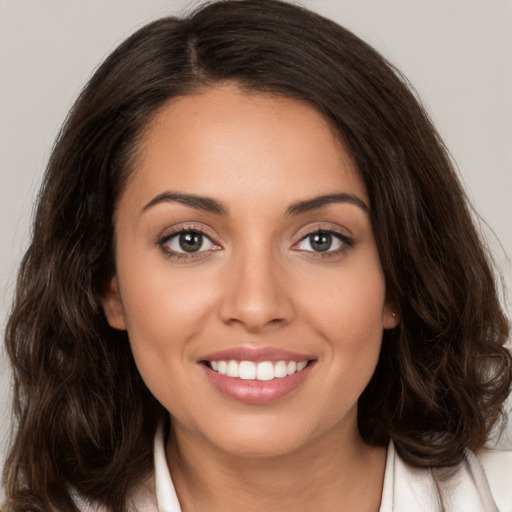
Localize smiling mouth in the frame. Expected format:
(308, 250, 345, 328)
(198, 347, 316, 403)
(203, 359, 312, 381)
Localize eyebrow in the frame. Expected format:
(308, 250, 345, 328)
(141, 191, 369, 217)
(285, 193, 369, 216)
(141, 191, 228, 215)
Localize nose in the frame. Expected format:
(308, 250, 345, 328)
(218, 247, 294, 333)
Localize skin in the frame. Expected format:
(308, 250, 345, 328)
(103, 83, 399, 512)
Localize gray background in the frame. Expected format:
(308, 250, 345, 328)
(1, 0, 511, 490)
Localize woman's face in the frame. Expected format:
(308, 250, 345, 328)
(103, 84, 398, 458)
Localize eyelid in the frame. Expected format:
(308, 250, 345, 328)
(295, 223, 353, 242)
(157, 222, 221, 243)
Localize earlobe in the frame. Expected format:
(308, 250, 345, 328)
(102, 276, 127, 330)
(383, 301, 401, 330)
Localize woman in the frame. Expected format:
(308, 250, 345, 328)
(2, 1, 511, 511)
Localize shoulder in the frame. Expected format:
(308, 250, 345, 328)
(381, 441, 512, 512)
(433, 446, 512, 512)
(474, 446, 512, 512)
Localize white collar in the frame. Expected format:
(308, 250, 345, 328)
(153, 422, 182, 512)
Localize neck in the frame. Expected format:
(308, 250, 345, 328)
(166, 416, 387, 512)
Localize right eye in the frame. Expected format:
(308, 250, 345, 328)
(159, 229, 217, 255)
(293, 228, 353, 256)
(296, 231, 344, 253)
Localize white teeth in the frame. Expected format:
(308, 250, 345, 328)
(286, 361, 297, 375)
(256, 361, 274, 381)
(226, 360, 239, 378)
(239, 361, 256, 380)
(217, 361, 227, 375)
(208, 359, 309, 380)
(296, 361, 307, 371)
(274, 360, 288, 378)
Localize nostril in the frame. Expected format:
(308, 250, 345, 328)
(218, 268, 294, 331)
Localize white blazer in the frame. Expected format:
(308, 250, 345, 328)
(76, 423, 512, 512)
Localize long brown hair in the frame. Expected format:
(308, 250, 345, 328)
(3, 1, 511, 510)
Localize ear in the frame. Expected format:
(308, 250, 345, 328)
(102, 275, 127, 330)
(382, 298, 400, 330)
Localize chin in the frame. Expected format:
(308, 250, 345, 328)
(191, 407, 343, 460)
(211, 428, 311, 459)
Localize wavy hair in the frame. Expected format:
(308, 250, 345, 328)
(3, 1, 511, 510)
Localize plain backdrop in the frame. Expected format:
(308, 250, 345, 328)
(1, 0, 511, 487)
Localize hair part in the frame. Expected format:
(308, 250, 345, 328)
(3, 1, 511, 510)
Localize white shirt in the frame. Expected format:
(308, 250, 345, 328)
(77, 423, 512, 511)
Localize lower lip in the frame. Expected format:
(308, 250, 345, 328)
(201, 363, 314, 404)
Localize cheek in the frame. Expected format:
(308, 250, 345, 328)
(298, 255, 386, 382)
(116, 257, 221, 377)
(120, 250, 219, 324)
(302, 257, 386, 339)
(118, 269, 222, 415)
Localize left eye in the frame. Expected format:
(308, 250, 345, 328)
(296, 231, 345, 253)
(162, 230, 216, 254)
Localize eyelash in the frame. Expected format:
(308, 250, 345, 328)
(293, 227, 354, 258)
(157, 225, 220, 262)
(156, 226, 353, 261)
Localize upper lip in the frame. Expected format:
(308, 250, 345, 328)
(198, 346, 313, 363)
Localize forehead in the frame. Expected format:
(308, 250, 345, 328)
(122, 84, 367, 211)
